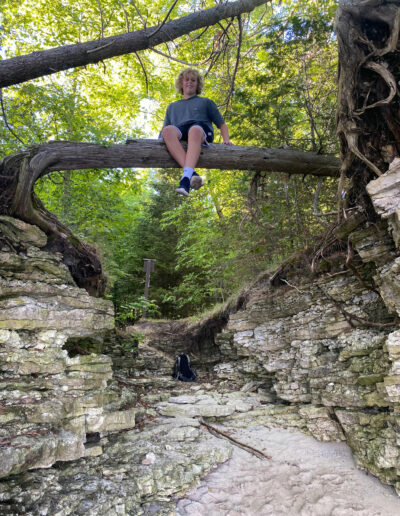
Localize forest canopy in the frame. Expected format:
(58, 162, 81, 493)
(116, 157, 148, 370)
(0, 0, 339, 320)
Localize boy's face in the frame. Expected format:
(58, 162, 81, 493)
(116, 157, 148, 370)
(182, 74, 198, 98)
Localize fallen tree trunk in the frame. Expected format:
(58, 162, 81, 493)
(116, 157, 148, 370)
(0, 0, 265, 88)
(5, 139, 340, 176)
(0, 139, 339, 296)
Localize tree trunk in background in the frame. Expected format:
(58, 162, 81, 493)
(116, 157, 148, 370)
(0, 0, 265, 88)
(336, 0, 400, 218)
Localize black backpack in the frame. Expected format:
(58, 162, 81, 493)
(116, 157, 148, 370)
(172, 354, 197, 382)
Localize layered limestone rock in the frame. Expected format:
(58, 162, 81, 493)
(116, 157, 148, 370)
(367, 157, 400, 247)
(364, 170, 400, 415)
(1, 371, 398, 515)
(0, 414, 232, 516)
(0, 217, 136, 479)
(213, 217, 400, 492)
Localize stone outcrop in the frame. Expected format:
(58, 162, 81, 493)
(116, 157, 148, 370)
(0, 218, 239, 515)
(0, 216, 137, 478)
(0, 410, 233, 516)
(212, 212, 400, 492)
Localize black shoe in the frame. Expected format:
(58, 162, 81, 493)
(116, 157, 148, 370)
(176, 177, 190, 197)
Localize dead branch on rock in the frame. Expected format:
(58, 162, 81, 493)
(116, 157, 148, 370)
(281, 279, 306, 294)
(200, 419, 271, 460)
(317, 285, 399, 329)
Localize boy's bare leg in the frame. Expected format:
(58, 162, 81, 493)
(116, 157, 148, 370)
(185, 126, 204, 169)
(163, 125, 205, 195)
(162, 126, 186, 168)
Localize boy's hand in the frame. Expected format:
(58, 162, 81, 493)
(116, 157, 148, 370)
(223, 139, 233, 145)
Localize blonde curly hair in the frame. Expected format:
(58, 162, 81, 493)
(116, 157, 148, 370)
(175, 68, 204, 95)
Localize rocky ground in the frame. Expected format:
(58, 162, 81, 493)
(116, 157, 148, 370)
(1, 340, 399, 516)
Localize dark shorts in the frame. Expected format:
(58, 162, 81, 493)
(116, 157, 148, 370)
(176, 122, 214, 145)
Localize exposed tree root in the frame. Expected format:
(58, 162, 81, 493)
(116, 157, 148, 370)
(0, 146, 105, 296)
(336, 0, 400, 218)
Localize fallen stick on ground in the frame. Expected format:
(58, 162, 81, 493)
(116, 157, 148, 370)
(199, 419, 272, 460)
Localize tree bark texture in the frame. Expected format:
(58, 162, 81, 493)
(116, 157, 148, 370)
(5, 139, 339, 177)
(0, 0, 266, 88)
(336, 0, 400, 217)
(0, 139, 339, 295)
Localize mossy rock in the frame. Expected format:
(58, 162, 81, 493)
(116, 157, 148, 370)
(357, 374, 385, 386)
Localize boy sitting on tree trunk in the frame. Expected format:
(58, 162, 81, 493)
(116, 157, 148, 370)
(161, 68, 233, 197)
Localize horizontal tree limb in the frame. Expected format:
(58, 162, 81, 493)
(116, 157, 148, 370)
(30, 139, 340, 177)
(0, 0, 266, 88)
(0, 138, 339, 296)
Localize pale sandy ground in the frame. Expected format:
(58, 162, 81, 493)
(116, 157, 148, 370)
(176, 426, 400, 516)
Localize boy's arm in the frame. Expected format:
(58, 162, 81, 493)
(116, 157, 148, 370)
(219, 122, 233, 145)
(207, 99, 232, 144)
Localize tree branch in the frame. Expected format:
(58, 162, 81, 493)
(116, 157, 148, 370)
(96, 0, 105, 39)
(0, 0, 267, 88)
(131, 0, 147, 27)
(2, 139, 339, 177)
(117, 0, 130, 32)
(223, 15, 243, 110)
(0, 137, 338, 298)
(149, 45, 214, 66)
(0, 139, 339, 237)
(149, 0, 180, 37)
(134, 52, 149, 93)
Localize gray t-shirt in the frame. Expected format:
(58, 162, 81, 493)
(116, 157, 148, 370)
(162, 95, 224, 136)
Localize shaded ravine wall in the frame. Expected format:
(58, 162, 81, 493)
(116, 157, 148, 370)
(213, 160, 400, 492)
(0, 216, 138, 478)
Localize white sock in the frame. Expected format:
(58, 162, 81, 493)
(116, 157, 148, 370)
(182, 167, 195, 179)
